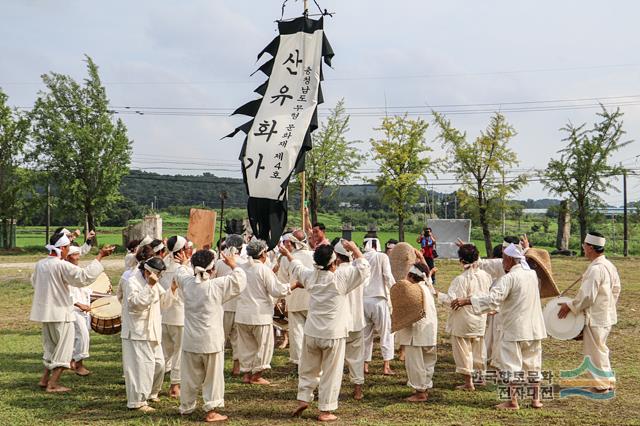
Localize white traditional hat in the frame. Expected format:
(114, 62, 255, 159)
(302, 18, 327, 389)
(584, 233, 606, 247)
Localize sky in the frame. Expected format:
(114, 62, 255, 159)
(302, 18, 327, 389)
(1, 0, 639, 205)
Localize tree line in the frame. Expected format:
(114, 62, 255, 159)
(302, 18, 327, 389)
(1, 56, 632, 254)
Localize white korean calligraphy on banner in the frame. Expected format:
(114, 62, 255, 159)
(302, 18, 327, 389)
(242, 28, 323, 200)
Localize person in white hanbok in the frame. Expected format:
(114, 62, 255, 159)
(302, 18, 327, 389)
(396, 261, 438, 402)
(174, 248, 247, 422)
(215, 234, 247, 376)
(235, 240, 292, 385)
(452, 244, 546, 410)
(30, 232, 113, 393)
(120, 257, 167, 413)
(558, 232, 621, 392)
(281, 240, 370, 423)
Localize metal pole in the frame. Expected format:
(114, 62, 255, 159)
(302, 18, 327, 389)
(623, 169, 628, 257)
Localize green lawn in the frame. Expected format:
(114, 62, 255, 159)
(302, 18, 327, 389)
(0, 256, 638, 425)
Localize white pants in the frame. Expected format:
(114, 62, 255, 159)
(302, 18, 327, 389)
(180, 351, 225, 414)
(451, 335, 486, 376)
(404, 345, 437, 392)
(583, 325, 615, 390)
(42, 321, 74, 370)
(162, 324, 183, 384)
(500, 340, 542, 382)
(288, 310, 307, 364)
(345, 330, 365, 385)
(223, 311, 239, 361)
(485, 313, 504, 370)
(122, 338, 165, 408)
(363, 297, 394, 361)
(236, 323, 274, 374)
(72, 312, 91, 362)
(297, 336, 346, 412)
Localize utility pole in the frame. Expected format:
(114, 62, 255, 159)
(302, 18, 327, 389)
(623, 169, 628, 257)
(45, 183, 51, 244)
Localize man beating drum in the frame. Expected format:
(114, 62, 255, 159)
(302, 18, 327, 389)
(557, 231, 621, 392)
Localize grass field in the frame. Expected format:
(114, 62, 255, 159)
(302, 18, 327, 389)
(0, 255, 639, 425)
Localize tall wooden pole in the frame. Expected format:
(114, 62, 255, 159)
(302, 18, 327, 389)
(301, 0, 308, 230)
(45, 183, 51, 244)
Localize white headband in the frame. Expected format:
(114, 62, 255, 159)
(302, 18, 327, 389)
(584, 233, 606, 247)
(67, 246, 81, 256)
(408, 265, 427, 281)
(194, 251, 218, 283)
(333, 241, 353, 261)
(363, 237, 381, 252)
(314, 252, 337, 270)
(171, 236, 187, 253)
(45, 234, 71, 256)
(152, 243, 165, 253)
(503, 243, 530, 270)
(138, 235, 153, 248)
(143, 262, 164, 275)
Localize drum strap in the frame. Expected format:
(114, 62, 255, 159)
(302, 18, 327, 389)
(560, 275, 583, 297)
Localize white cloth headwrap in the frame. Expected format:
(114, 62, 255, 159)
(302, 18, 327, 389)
(152, 243, 165, 253)
(284, 233, 309, 251)
(503, 243, 530, 270)
(314, 252, 336, 270)
(502, 240, 523, 248)
(144, 262, 164, 274)
(45, 234, 71, 257)
(363, 237, 381, 252)
(333, 240, 353, 261)
(138, 235, 153, 248)
(67, 245, 81, 256)
(171, 235, 187, 253)
(194, 251, 218, 283)
(408, 265, 427, 281)
(585, 233, 606, 247)
(224, 246, 239, 256)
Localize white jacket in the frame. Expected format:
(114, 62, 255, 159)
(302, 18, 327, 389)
(288, 257, 371, 340)
(235, 258, 290, 325)
(120, 269, 166, 342)
(471, 265, 547, 342)
(175, 265, 246, 353)
(277, 249, 313, 312)
(159, 256, 184, 326)
(568, 256, 621, 327)
(30, 256, 104, 322)
(218, 255, 248, 312)
(362, 251, 395, 300)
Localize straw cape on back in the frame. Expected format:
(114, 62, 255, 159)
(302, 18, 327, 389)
(525, 248, 560, 298)
(390, 279, 425, 332)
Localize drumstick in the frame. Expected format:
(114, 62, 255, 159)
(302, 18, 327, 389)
(90, 302, 112, 311)
(560, 275, 584, 297)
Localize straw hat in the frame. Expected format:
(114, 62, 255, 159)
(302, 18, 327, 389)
(525, 248, 560, 298)
(390, 279, 425, 332)
(389, 242, 417, 282)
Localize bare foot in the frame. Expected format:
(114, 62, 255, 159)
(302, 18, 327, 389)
(292, 401, 308, 417)
(148, 397, 161, 403)
(169, 384, 180, 398)
(242, 373, 251, 384)
(277, 335, 289, 349)
(531, 400, 543, 409)
(46, 385, 71, 393)
(70, 360, 76, 370)
(406, 392, 428, 402)
(354, 384, 363, 400)
(250, 377, 271, 385)
(364, 363, 369, 374)
(38, 380, 48, 388)
(495, 401, 519, 410)
(75, 366, 91, 376)
(318, 412, 337, 422)
(231, 360, 240, 376)
(205, 411, 228, 422)
(383, 368, 396, 376)
(137, 405, 155, 413)
(456, 384, 475, 391)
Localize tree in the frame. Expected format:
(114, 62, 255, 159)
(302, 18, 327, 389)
(542, 106, 631, 255)
(434, 112, 525, 257)
(30, 55, 132, 237)
(370, 115, 431, 242)
(302, 99, 365, 224)
(0, 89, 31, 248)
